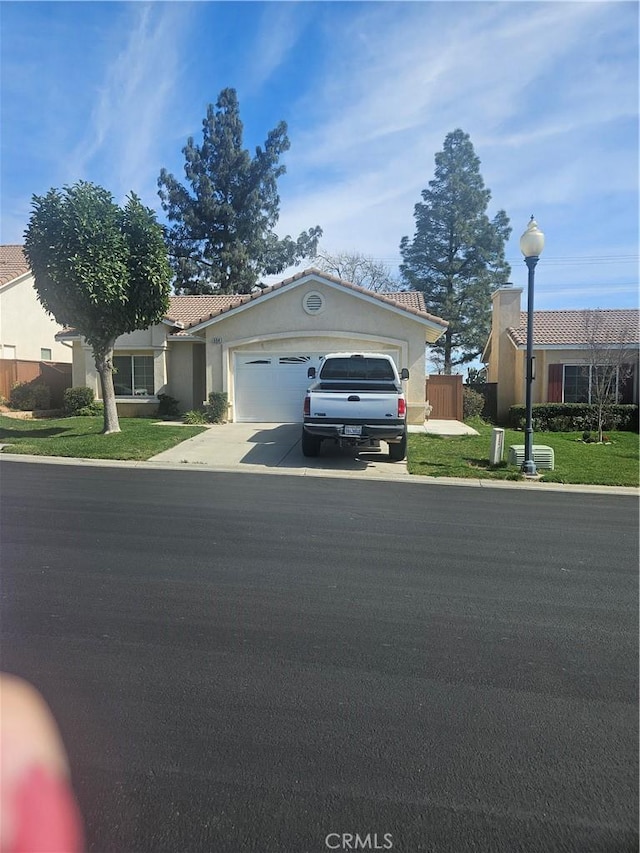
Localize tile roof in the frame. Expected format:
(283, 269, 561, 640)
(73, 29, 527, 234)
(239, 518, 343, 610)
(0, 245, 30, 285)
(167, 295, 242, 328)
(2, 250, 446, 332)
(508, 309, 640, 347)
(172, 268, 446, 330)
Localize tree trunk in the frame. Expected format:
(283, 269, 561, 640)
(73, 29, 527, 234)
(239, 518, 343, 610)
(94, 343, 121, 434)
(444, 330, 453, 375)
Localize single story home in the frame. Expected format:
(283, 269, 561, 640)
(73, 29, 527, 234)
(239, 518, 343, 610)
(482, 285, 639, 422)
(59, 268, 449, 424)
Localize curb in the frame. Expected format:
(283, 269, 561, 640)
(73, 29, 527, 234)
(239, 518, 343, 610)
(0, 452, 638, 496)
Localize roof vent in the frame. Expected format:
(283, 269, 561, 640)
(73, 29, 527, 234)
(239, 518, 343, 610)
(303, 290, 325, 315)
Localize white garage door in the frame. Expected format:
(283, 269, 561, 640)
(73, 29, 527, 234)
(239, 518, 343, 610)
(234, 352, 326, 422)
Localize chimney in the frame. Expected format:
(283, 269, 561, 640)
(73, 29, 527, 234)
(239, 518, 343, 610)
(491, 284, 522, 336)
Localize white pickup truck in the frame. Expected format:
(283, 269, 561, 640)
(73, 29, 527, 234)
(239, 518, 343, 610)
(302, 352, 409, 461)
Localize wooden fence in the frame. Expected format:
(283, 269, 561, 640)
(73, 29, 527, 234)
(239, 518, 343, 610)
(425, 374, 463, 420)
(0, 359, 72, 408)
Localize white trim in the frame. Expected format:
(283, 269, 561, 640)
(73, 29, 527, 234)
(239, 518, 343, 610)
(514, 342, 637, 351)
(0, 271, 33, 291)
(112, 345, 167, 352)
(112, 353, 156, 398)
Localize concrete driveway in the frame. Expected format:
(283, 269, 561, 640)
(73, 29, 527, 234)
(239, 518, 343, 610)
(149, 422, 413, 480)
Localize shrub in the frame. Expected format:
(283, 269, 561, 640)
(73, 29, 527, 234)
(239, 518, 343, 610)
(183, 409, 207, 425)
(204, 391, 228, 424)
(509, 403, 638, 432)
(10, 382, 51, 411)
(463, 388, 485, 420)
(63, 386, 95, 416)
(76, 401, 104, 417)
(157, 393, 180, 419)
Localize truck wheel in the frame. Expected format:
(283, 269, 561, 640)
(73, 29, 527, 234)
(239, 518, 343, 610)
(302, 429, 321, 458)
(388, 431, 407, 462)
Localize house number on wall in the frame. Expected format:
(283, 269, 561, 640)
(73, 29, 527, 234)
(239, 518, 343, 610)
(211, 337, 222, 344)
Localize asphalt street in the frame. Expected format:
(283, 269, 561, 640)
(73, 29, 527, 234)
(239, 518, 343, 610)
(1, 460, 638, 853)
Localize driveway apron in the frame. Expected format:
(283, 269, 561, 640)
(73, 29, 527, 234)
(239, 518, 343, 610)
(149, 422, 411, 479)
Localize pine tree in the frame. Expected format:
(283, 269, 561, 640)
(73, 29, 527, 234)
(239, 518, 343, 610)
(400, 129, 511, 373)
(158, 88, 322, 294)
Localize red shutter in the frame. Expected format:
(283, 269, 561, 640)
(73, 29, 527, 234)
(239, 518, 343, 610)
(548, 364, 563, 402)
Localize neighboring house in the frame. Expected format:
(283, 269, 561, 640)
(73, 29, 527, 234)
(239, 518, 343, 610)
(0, 245, 72, 363)
(59, 268, 448, 424)
(483, 285, 639, 422)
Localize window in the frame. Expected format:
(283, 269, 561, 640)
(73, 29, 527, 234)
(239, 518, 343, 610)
(563, 364, 625, 403)
(319, 357, 395, 381)
(563, 365, 590, 403)
(40, 348, 52, 361)
(113, 355, 154, 396)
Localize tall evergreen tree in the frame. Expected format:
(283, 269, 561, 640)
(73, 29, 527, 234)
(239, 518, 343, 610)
(400, 129, 511, 373)
(158, 88, 322, 294)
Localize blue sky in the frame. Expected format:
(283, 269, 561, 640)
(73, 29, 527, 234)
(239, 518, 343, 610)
(1, 1, 638, 310)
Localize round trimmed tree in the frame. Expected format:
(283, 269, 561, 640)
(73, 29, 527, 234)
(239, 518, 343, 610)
(24, 181, 172, 434)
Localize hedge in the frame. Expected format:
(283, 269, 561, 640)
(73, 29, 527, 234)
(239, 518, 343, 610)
(509, 403, 638, 433)
(463, 388, 485, 420)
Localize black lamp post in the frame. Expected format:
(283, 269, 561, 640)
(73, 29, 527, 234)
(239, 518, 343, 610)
(519, 216, 545, 476)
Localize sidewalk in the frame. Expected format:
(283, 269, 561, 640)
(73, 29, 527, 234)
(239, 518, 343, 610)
(413, 420, 479, 436)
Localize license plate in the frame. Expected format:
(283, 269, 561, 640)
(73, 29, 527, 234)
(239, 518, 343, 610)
(344, 425, 362, 436)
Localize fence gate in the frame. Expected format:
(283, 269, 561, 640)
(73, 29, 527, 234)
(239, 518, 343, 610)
(425, 374, 463, 420)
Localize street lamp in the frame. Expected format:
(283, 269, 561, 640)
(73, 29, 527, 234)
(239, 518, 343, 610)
(519, 215, 545, 476)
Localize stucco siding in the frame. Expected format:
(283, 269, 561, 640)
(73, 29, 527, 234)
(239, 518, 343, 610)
(192, 343, 206, 410)
(73, 344, 101, 396)
(167, 342, 205, 411)
(202, 279, 428, 423)
(0, 274, 72, 362)
(111, 322, 167, 349)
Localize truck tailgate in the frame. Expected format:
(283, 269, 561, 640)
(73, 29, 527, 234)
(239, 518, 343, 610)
(306, 391, 400, 421)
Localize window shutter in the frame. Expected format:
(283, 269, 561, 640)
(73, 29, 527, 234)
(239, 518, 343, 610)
(619, 365, 635, 404)
(548, 364, 563, 402)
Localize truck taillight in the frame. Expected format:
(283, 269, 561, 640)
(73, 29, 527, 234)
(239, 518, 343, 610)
(398, 398, 406, 417)
(303, 395, 310, 416)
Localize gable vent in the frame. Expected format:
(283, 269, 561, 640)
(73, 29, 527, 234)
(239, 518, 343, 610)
(303, 290, 325, 315)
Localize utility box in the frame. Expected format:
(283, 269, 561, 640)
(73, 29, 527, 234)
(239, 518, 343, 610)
(508, 444, 555, 470)
(489, 428, 505, 465)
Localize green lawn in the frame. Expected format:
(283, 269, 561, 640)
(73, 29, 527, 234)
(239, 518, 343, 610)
(0, 416, 205, 461)
(408, 419, 639, 487)
(1, 414, 637, 486)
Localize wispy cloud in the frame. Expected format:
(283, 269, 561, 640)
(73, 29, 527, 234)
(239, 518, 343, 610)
(1, 1, 637, 308)
(241, 3, 311, 96)
(68, 3, 192, 205)
(274, 1, 637, 294)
